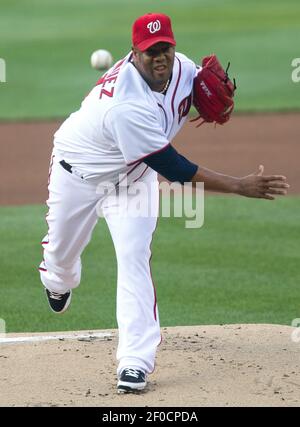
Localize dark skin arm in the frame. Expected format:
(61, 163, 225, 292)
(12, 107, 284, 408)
(191, 165, 289, 200)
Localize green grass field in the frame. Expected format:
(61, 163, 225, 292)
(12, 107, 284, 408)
(0, 0, 300, 119)
(1, 195, 299, 333)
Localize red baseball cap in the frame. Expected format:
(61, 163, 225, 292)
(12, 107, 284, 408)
(132, 13, 176, 52)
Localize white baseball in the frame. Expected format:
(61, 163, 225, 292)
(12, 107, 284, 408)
(90, 49, 113, 70)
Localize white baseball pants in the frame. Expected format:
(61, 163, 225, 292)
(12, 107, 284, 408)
(39, 155, 161, 375)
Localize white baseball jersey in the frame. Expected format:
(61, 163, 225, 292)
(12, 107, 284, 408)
(53, 52, 197, 185)
(40, 51, 198, 377)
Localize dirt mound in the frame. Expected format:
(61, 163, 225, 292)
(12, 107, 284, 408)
(1, 324, 300, 407)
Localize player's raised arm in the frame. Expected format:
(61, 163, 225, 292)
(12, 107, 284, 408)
(142, 144, 289, 200)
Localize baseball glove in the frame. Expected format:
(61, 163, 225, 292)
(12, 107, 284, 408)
(191, 54, 236, 127)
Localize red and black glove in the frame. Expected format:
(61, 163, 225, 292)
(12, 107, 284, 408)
(192, 54, 236, 127)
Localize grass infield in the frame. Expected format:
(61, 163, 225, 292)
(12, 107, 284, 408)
(0, 0, 299, 119)
(0, 195, 299, 333)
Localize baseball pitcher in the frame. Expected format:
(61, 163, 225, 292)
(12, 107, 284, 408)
(39, 13, 289, 393)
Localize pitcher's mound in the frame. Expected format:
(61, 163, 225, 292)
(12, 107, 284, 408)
(1, 324, 299, 407)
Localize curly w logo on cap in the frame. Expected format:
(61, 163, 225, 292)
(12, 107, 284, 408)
(132, 13, 176, 51)
(147, 20, 161, 34)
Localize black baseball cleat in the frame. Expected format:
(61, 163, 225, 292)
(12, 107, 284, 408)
(45, 288, 72, 314)
(117, 368, 147, 393)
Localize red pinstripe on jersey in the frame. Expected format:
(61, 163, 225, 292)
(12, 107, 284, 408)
(171, 56, 182, 119)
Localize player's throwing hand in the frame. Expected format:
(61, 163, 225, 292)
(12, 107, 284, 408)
(236, 165, 289, 200)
